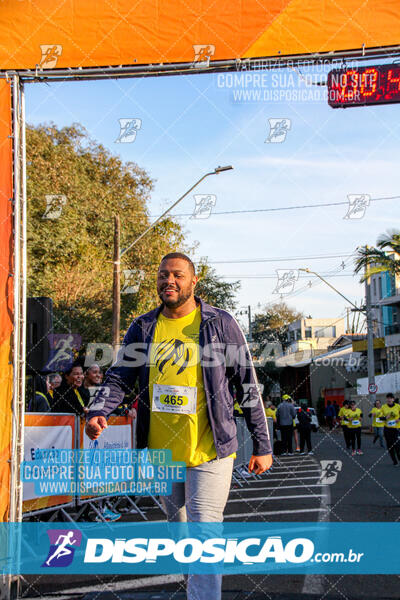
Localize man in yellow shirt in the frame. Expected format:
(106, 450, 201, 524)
(86, 253, 272, 600)
(381, 393, 400, 466)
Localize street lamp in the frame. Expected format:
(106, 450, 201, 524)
(299, 267, 376, 405)
(112, 166, 234, 350)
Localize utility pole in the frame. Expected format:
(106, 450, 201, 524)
(248, 305, 253, 343)
(111, 214, 120, 352)
(365, 250, 377, 404)
(111, 166, 233, 352)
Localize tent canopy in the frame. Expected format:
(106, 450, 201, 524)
(1, 0, 400, 71)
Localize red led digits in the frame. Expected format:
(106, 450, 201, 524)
(386, 68, 400, 98)
(360, 68, 378, 97)
(328, 64, 400, 108)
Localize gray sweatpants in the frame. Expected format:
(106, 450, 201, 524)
(161, 455, 234, 600)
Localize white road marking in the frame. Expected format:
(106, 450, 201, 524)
(230, 484, 324, 493)
(228, 493, 325, 503)
(22, 575, 185, 600)
(225, 507, 328, 518)
(301, 472, 330, 595)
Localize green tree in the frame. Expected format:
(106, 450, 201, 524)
(252, 302, 303, 397)
(354, 229, 400, 280)
(252, 302, 303, 347)
(194, 262, 240, 311)
(27, 123, 186, 343)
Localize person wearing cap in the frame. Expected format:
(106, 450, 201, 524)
(276, 394, 296, 455)
(381, 393, 400, 466)
(346, 400, 363, 456)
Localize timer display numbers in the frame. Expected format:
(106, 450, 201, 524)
(327, 64, 400, 108)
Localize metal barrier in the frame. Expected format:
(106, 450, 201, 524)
(22, 413, 164, 521)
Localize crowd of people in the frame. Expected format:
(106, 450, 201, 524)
(264, 392, 400, 467)
(264, 394, 314, 456)
(28, 362, 136, 522)
(337, 393, 400, 465)
(29, 362, 135, 418)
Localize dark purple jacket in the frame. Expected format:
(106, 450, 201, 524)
(87, 297, 271, 458)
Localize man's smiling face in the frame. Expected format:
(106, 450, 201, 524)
(157, 257, 197, 309)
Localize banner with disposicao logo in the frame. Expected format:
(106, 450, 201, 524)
(1, 522, 400, 575)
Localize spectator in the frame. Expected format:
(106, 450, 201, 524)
(297, 403, 313, 455)
(324, 401, 336, 430)
(276, 394, 296, 455)
(264, 400, 277, 440)
(29, 373, 62, 412)
(52, 362, 87, 415)
(84, 364, 103, 388)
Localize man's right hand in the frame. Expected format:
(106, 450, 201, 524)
(85, 416, 107, 440)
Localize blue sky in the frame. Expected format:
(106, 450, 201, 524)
(25, 61, 400, 330)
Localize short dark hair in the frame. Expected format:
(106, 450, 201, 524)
(386, 393, 395, 399)
(64, 361, 83, 376)
(160, 252, 196, 276)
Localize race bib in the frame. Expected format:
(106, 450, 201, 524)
(152, 383, 197, 415)
(352, 420, 360, 426)
(387, 419, 396, 427)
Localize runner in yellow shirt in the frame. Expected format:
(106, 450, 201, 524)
(338, 400, 351, 451)
(381, 393, 400, 466)
(347, 400, 363, 456)
(369, 399, 384, 448)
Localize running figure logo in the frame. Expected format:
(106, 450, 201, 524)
(193, 45, 215, 67)
(45, 334, 81, 372)
(42, 530, 82, 567)
(343, 194, 370, 219)
(191, 194, 216, 219)
(42, 194, 67, 220)
(319, 460, 342, 484)
(265, 118, 291, 143)
(272, 269, 299, 295)
(115, 119, 142, 143)
(39, 45, 63, 69)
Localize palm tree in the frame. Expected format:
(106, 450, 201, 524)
(354, 229, 400, 281)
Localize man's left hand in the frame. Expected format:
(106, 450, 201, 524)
(248, 454, 273, 475)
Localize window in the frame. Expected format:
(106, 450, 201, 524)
(305, 327, 312, 338)
(315, 326, 336, 338)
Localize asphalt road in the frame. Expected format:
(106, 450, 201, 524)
(21, 429, 400, 600)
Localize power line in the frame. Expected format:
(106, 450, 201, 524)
(196, 252, 354, 265)
(220, 273, 355, 279)
(150, 194, 400, 218)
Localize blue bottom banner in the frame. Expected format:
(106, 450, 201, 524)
(1, 522, 398, 575)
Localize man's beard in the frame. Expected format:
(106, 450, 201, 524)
(158, 286, 193, 308)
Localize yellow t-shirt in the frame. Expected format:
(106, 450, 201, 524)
(346, 408, 362, 428)
(381, 403, 400, 429)
(147, 306, 217, 467)
(370, 407, 384, 428)
(265, 407, 276, 421)
(338, 406, 350, 425)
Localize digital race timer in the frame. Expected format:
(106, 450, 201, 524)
(327, 64, 400, 108)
